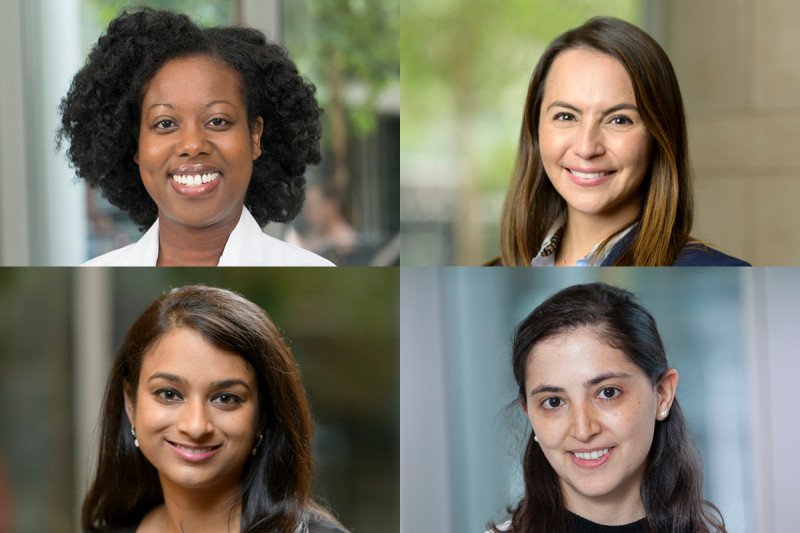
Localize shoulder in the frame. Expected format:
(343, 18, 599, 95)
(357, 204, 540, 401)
(254, 232, 335, 266)
(81, 243, 137, 266)
(674, 243, 751, 266)
(81, 221, 158, 266)
(225, 208, 334, 266)
(486, 520, 512, 532)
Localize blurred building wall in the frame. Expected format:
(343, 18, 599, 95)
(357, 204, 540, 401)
(665, 0, 800, 264)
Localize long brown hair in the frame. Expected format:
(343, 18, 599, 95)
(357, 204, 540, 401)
(490, 283, 725, 532)
(82, 285, 315, 533)
(499, 17, 693, 265)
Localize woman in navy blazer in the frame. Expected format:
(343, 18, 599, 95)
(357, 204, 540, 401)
(496, 17, 749, 267)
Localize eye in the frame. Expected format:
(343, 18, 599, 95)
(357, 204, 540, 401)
(608, 114, 633, 126)
(155, 388, 182, 402)
(212, 392, 243, 407)
(541, 397, 564, 410)
(553, 112, 575, 122)
(207, 117, 229, 127)
(154, 119, 176, 130)
(597, 387, 621, 401)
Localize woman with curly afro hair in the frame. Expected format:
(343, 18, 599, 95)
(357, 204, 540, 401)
(58, 8, 333, 266)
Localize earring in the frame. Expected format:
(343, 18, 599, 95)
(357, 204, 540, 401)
(251, 434, 263, 456)
(131, 425, 139, 448)
(660, 409, 669, 419)
(533, 435, 539, 443)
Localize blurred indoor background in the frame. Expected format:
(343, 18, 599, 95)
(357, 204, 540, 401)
(401, 0, 800, 265)
(0, 268, 399, 532)
(401, 268, 800, 533)
(0, 0, 399, 266)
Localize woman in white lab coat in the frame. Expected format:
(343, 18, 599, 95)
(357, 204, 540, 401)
(58, 9, 331, 266)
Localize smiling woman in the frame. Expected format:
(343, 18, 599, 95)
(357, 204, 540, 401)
(83, 285, 348, 532)
(57, 8, 332, 266)
(496, 17, 748, 266)
(488, 282, 726, 532)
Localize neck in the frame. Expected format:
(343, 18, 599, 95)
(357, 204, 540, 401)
(155, 208, 242, 266)
(556, 206, 638, 266)
(152, 479, 242, 533)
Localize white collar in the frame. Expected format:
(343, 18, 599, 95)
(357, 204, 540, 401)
(82, 207, 333, 266)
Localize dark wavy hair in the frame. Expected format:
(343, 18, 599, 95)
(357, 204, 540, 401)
(499, 17, 693, 265)
(58, 8, 322, 230)
(490, 283, 725, 532)
(82, 285, 333, 533)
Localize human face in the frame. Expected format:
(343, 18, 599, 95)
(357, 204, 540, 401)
(538, 48, 652, 222)
(135, 55, 264, 230)
(522, 327, 677, 517)
(125, 327, 259, 494)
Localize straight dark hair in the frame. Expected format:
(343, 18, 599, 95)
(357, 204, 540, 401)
(82, 285, 317, 533)
(490, 283, 725, 532)
(499, 17, 693, 265)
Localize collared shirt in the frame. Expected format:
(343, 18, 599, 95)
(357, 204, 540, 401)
(531, 214, 638, 267)
(82, 207, 333, 266)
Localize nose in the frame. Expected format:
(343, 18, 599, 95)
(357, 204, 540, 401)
(176, 122, 211, 158)
(570, 401, 601, 442)
(177, 398, 214, 440)
(572, 122, 605, 160)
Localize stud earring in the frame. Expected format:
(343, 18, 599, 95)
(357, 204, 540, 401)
(251, 434, 263, 456)
(660, 409, 669, 419)
(533, 435, 539, 443)
(131, 425, 139, 448)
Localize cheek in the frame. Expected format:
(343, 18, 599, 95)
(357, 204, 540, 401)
(616, 133, 651, 176)
(537, 127, 564, 166)
(617, 398, 656, 451)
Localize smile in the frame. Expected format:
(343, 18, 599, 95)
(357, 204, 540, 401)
(568, 169, 613, 180)
(568, 446, 615, 468)
(573, 448, 610, 460)
(167, 440, 222, 462)
(170, 172, 220, 187)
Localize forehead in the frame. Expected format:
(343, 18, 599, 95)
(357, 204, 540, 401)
(141, 55, 245, 108)
(542, 48, 635, 108)
(525, 327, 648, 390)
(140, 327, 255, 386)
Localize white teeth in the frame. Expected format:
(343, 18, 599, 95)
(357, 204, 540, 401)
(574, 448, 610, 460)
(171, 172, 220, 186)
(570, 169, 610, 180)
(175, 443, 216, 453)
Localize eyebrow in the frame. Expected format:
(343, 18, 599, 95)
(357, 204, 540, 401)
(146, 100, 235, 112)
(146, 372, 252, 391)
(528, 371, 633, 398)
(546, 101, 639, 115)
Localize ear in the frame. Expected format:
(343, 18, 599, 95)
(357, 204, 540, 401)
(655, 368, 679, 419)
(519, 397, 528, 415)
(250, 117, 264, 160)
(133, 150, 139, 165)
(124, 385, 136, 427)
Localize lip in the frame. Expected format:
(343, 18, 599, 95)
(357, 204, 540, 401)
(568, 446, 615, 468)
(168, 164, 223, 198)
(166, 440, 222, 463)
(565, 167, 616, 187)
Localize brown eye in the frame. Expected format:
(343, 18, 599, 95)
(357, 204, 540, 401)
(542, 397, 563, 410)
(598, 387, 620, 400)
(155, 388, 182, 402)
(212, 392, 242, 407)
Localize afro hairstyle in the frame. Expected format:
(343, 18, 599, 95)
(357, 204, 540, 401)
(57, 8, 322, 230)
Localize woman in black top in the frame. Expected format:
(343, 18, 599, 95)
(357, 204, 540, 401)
(489, 283, 726, 532)
(82, 285, 347, 533)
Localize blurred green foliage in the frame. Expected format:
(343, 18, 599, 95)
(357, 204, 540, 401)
(401, 0, 640, 190)
(80, 0, 231, 50)
(284, 0, 399, 138)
